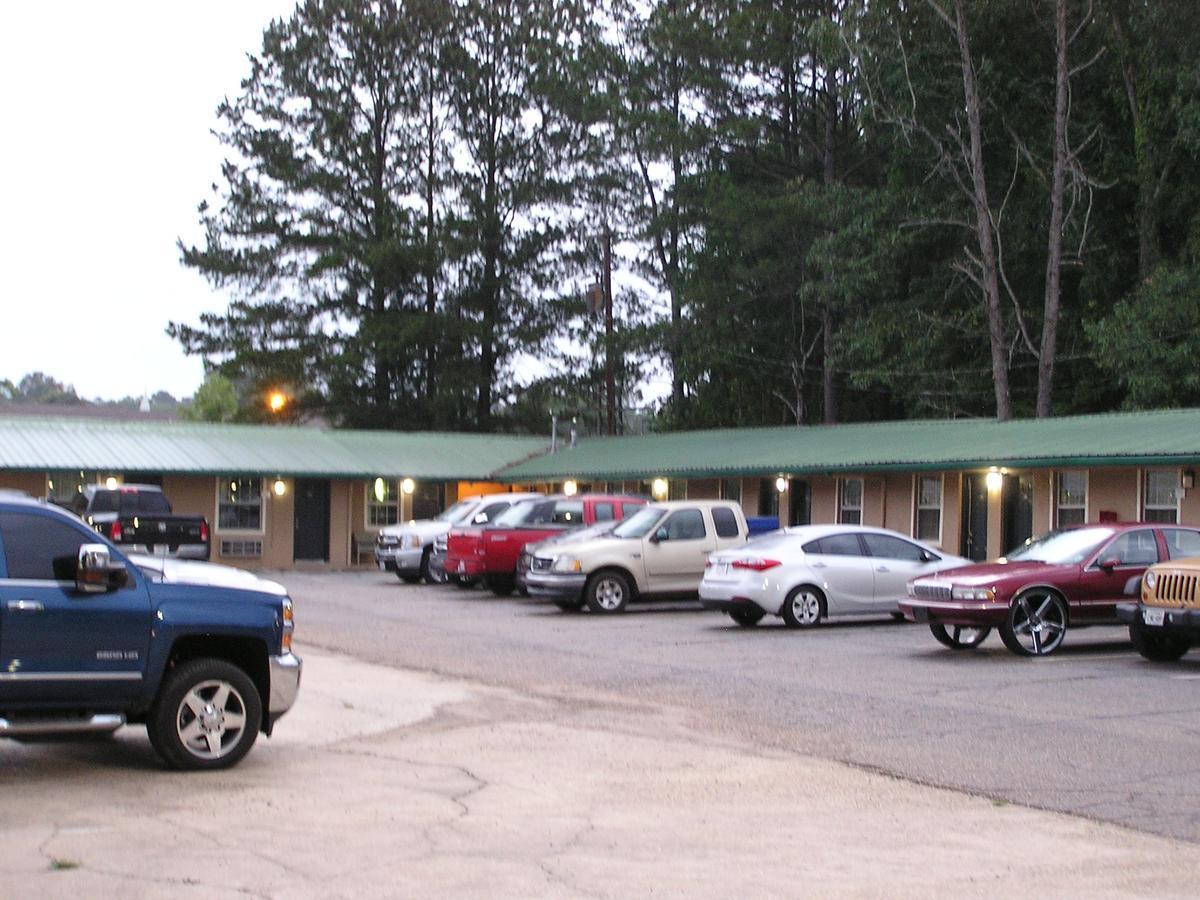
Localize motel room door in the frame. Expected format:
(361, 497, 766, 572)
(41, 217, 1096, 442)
(293, 478, 331, 562)
(960, 473, 989, 561)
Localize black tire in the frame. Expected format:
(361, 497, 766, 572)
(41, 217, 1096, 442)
(418, 547, 433, 583)
(1130, 619, 1190, 662)
(930, 622, 991, 650)
(554, 597, 586, 612)
(729, 608, 765, 628)
(999, 589, 1068, 657)
(584, 570, 632, 614)
(485, 574, 515, 596)
(452, 576, 478, 589)
(148, 658, 262, 771)
(399, 572, 421, 584)
(780, 586, 825, 629)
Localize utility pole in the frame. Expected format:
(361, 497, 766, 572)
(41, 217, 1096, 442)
(603, 222, 616, 436)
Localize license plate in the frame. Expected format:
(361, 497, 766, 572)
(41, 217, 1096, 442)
(713, 563, 729, 576)
(1143, 607, 1166, 627)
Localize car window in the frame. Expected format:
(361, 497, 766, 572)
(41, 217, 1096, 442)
(1102, 530, 1159, 566)
(806, 533, 864, 556)
(476, 501, 511, 524)
(90, 491, 119, 514)
(613, 506, 666, 538)
(861, 533, 927, 562)
(552, 501, 584, 524)
(122, 491, 171, 515)
(1163, 528, 1200, 560)
(711, 506, 740, 538)
(0, 511, 90, 581)
(593, 502, 615, 522)
(618, 503, 642, 520)
(662, 509, 707, 541)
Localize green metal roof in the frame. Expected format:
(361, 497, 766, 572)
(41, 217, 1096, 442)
(0, 417, 547, 481)
(499, 408, 1200, 481)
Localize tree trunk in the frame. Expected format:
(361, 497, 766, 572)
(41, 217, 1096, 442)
(424, 66, 438, 409)
(1037, 0, 1069, 418)
(821, 23, 838, 426)
(950, 0, 1012, 421)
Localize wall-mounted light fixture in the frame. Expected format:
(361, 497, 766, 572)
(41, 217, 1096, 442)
(273, 478, 287, 497)
(563, 480, 578, 496)
(651, 478, 669, 499)
(775, 476, 788, 494)
(1183, 469, 1196, 491)
(373, 477, 387, 503)
(401, 478, 415, 495)
(985, 467, 1004, 493)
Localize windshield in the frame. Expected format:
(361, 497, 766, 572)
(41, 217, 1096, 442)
(436, 499, 479, 523)
(493, 499, 538, 527)
(1007, 527, 1116, 565)
(612, 506, 666, 539)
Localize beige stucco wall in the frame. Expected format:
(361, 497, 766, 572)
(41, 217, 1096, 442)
(810, 477, 837, 523)
(883, 474, 914, 535)
(0, 471, 47, 496)
(1182, 474, 1200, 523)
(942, 473, 962, 555)
(1088, 467, 1139, 522)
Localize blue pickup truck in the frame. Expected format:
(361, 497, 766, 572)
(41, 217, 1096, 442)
(0, 493, 301, 770)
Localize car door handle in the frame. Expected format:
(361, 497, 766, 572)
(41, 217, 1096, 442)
(812, 562, 827, 569)
(7, 599, 44, 612)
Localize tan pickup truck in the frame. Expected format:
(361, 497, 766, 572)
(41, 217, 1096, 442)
(1117, 550, 1200, 661)
(524, 500, 749, 613)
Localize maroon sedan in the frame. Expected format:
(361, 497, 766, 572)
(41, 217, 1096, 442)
(901, 523, 1200, 657)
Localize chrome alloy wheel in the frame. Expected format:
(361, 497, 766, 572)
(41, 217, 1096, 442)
(1005, 592, 1067, 656)
(176, 679, 248, 760)
(782, 588, 823, 628)
(592, 575, 626, 611)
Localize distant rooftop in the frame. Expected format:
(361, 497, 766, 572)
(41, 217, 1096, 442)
(0, 416, 548, 480)
(0, 401, 179, 422)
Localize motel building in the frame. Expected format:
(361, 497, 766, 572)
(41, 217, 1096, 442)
(0, 408, 1198, 569)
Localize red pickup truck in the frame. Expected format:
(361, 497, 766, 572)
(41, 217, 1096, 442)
(446, 494, 646, 595)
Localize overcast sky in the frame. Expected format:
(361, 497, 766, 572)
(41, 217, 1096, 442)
(0, 1, 298, 401)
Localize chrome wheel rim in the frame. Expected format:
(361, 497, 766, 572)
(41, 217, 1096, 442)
(594, 577, 625, 611)
(792, 590, 821, 625)
(1011, 593, 1066, 655)
(176, 679, 248, 760)
(945, 625, 988, 647)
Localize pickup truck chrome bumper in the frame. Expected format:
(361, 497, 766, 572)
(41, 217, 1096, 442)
(526, 571, 588, 601)
(269, 652, 302, 719)
(375, 546, 423, 573)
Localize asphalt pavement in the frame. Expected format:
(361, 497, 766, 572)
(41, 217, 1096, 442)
(290, 570, 1200, 843)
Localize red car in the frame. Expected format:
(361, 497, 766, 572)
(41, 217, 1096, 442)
(902, 523, 1200, 657)
(446, 494, 646, 595)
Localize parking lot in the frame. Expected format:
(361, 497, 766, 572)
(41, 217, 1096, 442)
(3, 570, 1200, 896)
(295, 571, 1200, 843)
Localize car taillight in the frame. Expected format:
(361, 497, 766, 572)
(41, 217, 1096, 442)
(110, 521, 123, 541)
(199, 521, 209, 543)
(732, 558, 781, 572)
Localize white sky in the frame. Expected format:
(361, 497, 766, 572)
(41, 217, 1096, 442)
(0, 1, 298, 401)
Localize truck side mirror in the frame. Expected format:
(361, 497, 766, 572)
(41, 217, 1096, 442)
(649, 527, 669, 544)
(77, 543, 128, 594)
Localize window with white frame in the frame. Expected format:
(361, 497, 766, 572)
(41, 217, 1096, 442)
(1143, 469, 1180, 524)
(218, 477, 263, 531)
(366, 478, 400, 527)
(1055, 471, 1087, 528)
(838, 477, 863, 525)
(46, 470, 90, 508)
(915, 474, 942, 542)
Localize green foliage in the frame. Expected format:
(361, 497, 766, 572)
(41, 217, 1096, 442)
(182, 373, 239, 423)
(1087, 264, 1200, 408)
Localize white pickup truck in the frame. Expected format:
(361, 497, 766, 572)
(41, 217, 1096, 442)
(524, 500, 748, 613)
(375, 493, 540, 583)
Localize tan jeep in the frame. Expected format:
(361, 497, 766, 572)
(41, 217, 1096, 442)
(1118, 552, 1200, 661)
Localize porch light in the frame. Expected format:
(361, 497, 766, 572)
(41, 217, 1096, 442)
(373, 477, 387, 503)
(273, 478, 287, 497)
(775, 477, 788, 494)
(985, 468, 1003, 493)
(652, 478, 669, 499)
(401, 478, 415, 495)
(105, 476, 118, 490)
(563, 480, 578, 496)
(1184, 469, 1196, 491)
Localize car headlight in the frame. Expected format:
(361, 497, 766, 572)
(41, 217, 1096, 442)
(281, 597, 295, 652)
(951, 586, 996, 602)
(551, 556, 582, 574)
(1144, 570, 1157, 591)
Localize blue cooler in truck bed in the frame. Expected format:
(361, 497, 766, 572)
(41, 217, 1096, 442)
(746, 516, 779, 537)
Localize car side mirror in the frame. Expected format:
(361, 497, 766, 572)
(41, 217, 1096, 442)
(1098, 556, 1121, 572)
(921, 550, 938, 563)
(649, 527, 669, 544)
(77, 543, 128, 594)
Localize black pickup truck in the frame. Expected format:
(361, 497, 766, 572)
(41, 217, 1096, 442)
(72, 485, 210, 560)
